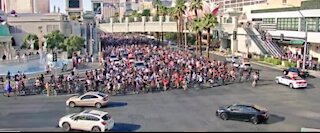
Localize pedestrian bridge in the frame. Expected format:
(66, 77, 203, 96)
(98, 16, 235, 33)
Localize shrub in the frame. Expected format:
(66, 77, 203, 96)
(272, 59, 281, 65)
(284, 61, 291, 67)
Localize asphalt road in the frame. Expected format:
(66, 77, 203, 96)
(0, 53, 320, 132)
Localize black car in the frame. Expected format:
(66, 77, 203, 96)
(216, 104, 269, 124)
(283, 67, 309, 78)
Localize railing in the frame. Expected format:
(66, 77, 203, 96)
(254, 26, 284, 57)
(0, 54, 40, 64)
(100, 16, 176, 24)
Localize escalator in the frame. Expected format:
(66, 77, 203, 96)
(243, 27, 269, 55)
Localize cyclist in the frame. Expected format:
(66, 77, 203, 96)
(252, 71, 259, 87)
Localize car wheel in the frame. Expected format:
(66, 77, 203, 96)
(289, 83, 294, 89)
(220, 113, 228, 120)
(91, 126, 101, 132)
(62, 122, 71, 131)
(95, 103, 102, 108)
(69, 102, 75, 108)
(283, 71, 287, 75)
(251, 117, 259, 125)
(275, 79, 279, 84)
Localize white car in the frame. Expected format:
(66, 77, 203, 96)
(109, 55, 118, 62)
(275, 75, 308, 89)
(134, 61, 146, 70)
(226, 56, 241, 63)
(58, 110, 114, 132)
(240, 62, 252, 70)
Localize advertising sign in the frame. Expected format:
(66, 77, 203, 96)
(93, 3, 102, 14)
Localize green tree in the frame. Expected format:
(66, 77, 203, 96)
(45, 30, 65, 52)
(203, 13, 218, 58)
(22, 34, 39, 50)
(190, 18, 204, 55)
(63, 35, 85, 56)
(159, 6, 168, 16)
(142, 9, 151, 17)
(189, 0, 203, 18)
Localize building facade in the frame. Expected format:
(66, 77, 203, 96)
(249, 0, 320, 62)
(0, 0, 50, 13)
(6, 13, 76, 47)
(91, 0, 120, 20)
(65, 0, 83, 19)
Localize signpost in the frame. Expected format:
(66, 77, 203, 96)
(289, 40, 305, 45)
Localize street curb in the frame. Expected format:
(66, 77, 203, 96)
(250, 61, 284, 71)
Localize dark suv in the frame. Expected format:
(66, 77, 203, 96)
(283, 67, 309, 78)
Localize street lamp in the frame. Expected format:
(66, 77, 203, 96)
(284, 3, 308, 71)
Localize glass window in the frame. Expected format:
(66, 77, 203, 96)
(86, 115, 100, 121)
(81, 95, 97, 100)
(263, 18, 275, 24)
(301, 17, 318, 32)
(75, 115, 86, 120)
(277, 18, 299, 31)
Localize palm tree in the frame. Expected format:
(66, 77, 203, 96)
(190, 18, 204, 55)
(152, 0, 162, 17)
(174, 0, 187, 47)
(169, 7, 180, 46)
(189, 0, 203, 18)
(203, 14, 218, 58)
(159, 5, 168, 43)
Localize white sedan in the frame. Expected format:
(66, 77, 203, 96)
(58, 110, 114, 132)
(275, 75, 308, 89)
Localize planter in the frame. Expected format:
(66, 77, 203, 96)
(281, 60, 286, 67)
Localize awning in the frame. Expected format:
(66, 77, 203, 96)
(0, 24, 12, 43)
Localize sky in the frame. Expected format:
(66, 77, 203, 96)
(49, 0, 92, 13)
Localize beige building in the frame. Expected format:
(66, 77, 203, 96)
(65, 0, 84, 19)
(6, 13, 78, 47)
(1, 0, 50, 13)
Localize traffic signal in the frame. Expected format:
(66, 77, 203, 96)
(233, 31, 237, 40)
(280, 34, 284, 42)
(53, 52, 57, 62)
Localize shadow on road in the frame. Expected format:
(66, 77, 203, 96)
(107, 101, 128, 108)
(111, 122, 141, 132)
(305, 84, 315, 89)
(264, 114, 285, 125)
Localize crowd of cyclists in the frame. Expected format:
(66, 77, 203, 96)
(2, 34, 260, 97)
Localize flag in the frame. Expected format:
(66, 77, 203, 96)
(212, 6, 219, 16)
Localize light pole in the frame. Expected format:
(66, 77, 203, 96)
(284, 4, 308, 70)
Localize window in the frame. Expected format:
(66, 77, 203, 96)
(282, 0, 287, 4)
(263, 18, 275, 24)
(86, 115, 100, 121)
(319, 18, 320, 32)
(69, 0, 80, 8)
(74, 115, 86, 120)
(243, 107, 258, 113)
(277, 18, 299, 31)
(81, 95, 98, 100)
(302, 18, 318, 32)
(47, 25, 59, 33)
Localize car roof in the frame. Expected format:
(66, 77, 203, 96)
(83, 92, 107, 96)
(81, 110, 108, 117)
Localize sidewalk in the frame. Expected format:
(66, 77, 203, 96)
(209, 51, 320, 78)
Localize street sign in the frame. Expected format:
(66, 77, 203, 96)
(289, 40, 305, 45)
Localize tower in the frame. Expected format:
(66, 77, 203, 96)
(65, 0, 83, 20)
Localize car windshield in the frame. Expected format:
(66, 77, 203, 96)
(292, 76, 303, 80)
(97, 93, 106, 97)
(289, 68, 299, 72)
(253, 105, 267, 111)
(135, 62, 144, 67)
(102, 114, 111, 121)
